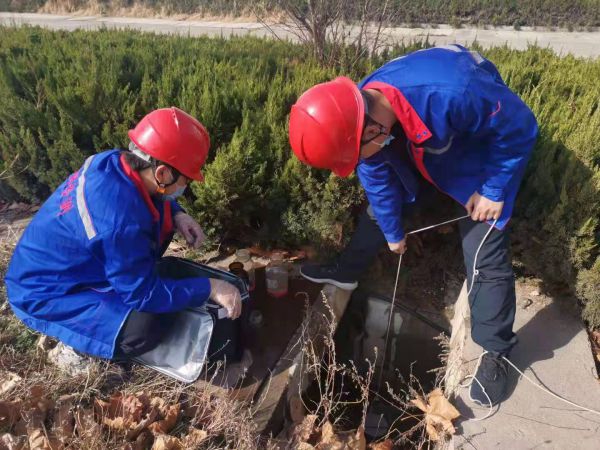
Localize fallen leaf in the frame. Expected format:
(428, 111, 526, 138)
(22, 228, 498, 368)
(103, 416, 128, 431)
(0, 372, 22, 396)
(0, 433, 27, 450)
(13, 420, 27, 437)
(151, 434, 183, 450)
(319, 421, 336, 445)
(125, 408, 159, 441)
(347, 426, 366, 450)
(148, 404, 179, 435)
(0, 401, 21, 428)
(123, 429, 154, 450)
(27, 428, 61, 450)
(122, 395, 145, 424)
(21, 407, 45, 431)
(296, 444, 316, 450)
(150, 397, 166, 413)
(293, 414, 317, 443)
(368, 439, 394, 450)
(410, 388, 460, 442)
(74, 407, 102, 440)
(181, 428, 207, 447)
(52, 396, 74, 440)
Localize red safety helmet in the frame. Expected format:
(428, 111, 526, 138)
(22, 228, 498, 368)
(128, 107, 210, 181)
(289, 77, 364, 177)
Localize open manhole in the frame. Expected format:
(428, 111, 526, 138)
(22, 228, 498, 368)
(302, 287, 450, 442)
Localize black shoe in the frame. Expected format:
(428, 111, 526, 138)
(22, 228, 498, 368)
(300, 263, 359, 290)
(469, 351, 509, 407)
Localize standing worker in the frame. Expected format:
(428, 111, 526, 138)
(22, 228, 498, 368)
(5, 107, 242, 371)
(288, 45, 538, 406)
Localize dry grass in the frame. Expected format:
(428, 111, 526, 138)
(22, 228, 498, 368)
(288, 294, 454, 449)
(37, 0, 264, 21)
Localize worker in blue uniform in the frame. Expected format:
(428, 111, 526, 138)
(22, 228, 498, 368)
(5, 107, 242, 366)
(288, 45, 538, 406)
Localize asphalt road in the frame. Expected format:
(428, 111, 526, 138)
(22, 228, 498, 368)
(1, 12, 599, 58)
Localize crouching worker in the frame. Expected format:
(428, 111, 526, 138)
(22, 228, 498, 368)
(5, 107, 242, 370)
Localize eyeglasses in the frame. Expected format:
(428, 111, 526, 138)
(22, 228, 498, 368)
(360, 91, 389, 146)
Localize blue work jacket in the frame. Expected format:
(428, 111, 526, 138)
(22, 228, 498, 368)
(5, 150, 211, 358)
(356, 45, 538, 242)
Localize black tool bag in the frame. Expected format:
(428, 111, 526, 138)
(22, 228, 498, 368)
(133, 257, 250, 382)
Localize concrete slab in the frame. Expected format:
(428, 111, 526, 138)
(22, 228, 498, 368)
(447, 284, 600, 449)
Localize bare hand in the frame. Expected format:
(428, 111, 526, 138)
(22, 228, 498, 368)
(174, 212, 206, 248)
(209, 279, 242, 320)
(465, 192, 504, 222)
(388, 239, 407, 254)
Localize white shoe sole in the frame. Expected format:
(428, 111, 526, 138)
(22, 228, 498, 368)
(300, 270, 358, 291)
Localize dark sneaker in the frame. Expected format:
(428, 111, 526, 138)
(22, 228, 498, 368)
(469, 351, 509, 407)
(300, 263, 359, 290)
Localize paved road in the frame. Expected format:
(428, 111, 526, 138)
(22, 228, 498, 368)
(1, 13, 599, 58)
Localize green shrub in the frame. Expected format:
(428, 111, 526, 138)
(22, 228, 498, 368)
(0, 27, 598, 327)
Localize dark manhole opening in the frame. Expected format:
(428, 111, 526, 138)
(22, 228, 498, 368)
(303, 287, 451, 445)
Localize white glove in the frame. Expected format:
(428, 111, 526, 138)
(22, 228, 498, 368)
(209, 279, 242, 320)
(174, 212, 206, 248)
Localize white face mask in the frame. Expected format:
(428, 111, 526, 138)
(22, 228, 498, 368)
(162, 185, 186, 202)
(372, 134, 395, 148)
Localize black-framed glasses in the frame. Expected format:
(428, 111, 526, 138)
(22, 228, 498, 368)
(360, 91, 389, 145)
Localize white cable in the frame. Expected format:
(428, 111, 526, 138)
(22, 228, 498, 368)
(466, 218, 498, 297)
(406, 214, 471, 236)
(460, 218, 498, 420)
(459, 350, 495, 421)
(501, 355, 600, 417)
(378, 253, 403, 391)
(460, 218, 600, 420)
(377, 214, 470, 390)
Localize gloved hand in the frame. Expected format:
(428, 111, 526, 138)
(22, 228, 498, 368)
(209, 279, 242, 320)
(174, 212, 206, 248)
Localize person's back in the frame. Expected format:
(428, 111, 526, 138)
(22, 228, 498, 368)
(7, 150, 155, 305)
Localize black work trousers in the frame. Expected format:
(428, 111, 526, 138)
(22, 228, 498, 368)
(338, 200, 517, 355)
(113, 258, 195, 360)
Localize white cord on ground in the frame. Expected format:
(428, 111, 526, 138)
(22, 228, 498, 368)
(501, 354, 600, 417)
(460, 218, 600, 420)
